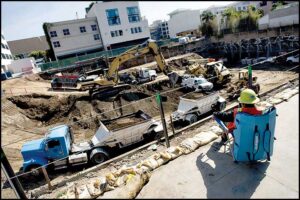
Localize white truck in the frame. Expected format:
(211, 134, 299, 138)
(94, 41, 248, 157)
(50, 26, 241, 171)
(135, 68, 157, 84)
(181, 76, 214, 92)
(21, 110, 163, 175)
(171, 91, 226, 124)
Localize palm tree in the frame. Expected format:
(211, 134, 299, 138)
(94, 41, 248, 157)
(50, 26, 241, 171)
(199, 11, 216, 37)
(222, 7, 241, 33)
(201, 11, 215, 23)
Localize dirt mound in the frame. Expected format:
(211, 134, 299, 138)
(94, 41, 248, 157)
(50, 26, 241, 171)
(8, 94, 77, 123)
(24, 73, 46, 82)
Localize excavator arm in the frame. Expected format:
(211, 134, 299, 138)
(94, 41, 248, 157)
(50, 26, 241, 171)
(107, 39, 178, 85)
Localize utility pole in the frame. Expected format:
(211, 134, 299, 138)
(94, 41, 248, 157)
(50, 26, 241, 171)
(248, 65, 252, 88)
(1, 147, 27, 199)
(155, 93, 170, 147)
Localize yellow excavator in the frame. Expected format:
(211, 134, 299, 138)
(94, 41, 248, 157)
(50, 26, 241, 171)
(77, 39, 179, 99)
(185, 60, 232, 85)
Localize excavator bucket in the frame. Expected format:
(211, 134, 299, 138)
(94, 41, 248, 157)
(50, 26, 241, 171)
(167, 72, 180, 88)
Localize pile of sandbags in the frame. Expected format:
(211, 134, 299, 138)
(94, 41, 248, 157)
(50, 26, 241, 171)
(266, 87, 298, 105)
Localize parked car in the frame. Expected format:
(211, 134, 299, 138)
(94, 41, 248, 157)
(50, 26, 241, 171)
(181, 76, 213, 92)
(286, 54, 299, 64)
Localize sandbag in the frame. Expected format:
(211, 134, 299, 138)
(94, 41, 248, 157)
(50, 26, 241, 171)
(180, 138, 199, 154)
(166, 146, 184, 159)
(267, 97, 283, 105)
(138, 157, 159, 170)
(193, 131, 218, 146)
(86, 177, 107, 198)
(98, 173, 150, 199)
(59, 183, 76, 199)
(113, 166, 137, 177)
(106, 173, 117, 186)
(76, 184, 92, 199)
(209, 126, 223, 136)
(274, 89, 294, 100)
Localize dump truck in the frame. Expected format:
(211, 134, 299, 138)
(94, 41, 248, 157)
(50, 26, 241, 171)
(20, 110, 163, 176)
(171, 91, 226, 124)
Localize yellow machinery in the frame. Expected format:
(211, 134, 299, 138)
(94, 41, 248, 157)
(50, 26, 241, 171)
(186, 60, 232, 85)
(227, 69, 260, 100)
(78, 39, 179, 99)
(237, 69, 260, 93)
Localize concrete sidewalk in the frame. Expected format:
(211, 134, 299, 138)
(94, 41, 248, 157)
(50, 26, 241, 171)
(137, 94, 299, 198)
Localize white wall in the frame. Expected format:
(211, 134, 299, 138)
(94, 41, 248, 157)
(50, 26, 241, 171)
(168, 10, 201, 38)
(87, 1, 150, 50)
(48, 17, 103, 58)
(1, 33, 13, 69)
(7, 57, 36, 74)
(258, 3, 299, 30)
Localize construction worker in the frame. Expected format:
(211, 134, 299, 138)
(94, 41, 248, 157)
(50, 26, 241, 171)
(213, 88, 262, 143)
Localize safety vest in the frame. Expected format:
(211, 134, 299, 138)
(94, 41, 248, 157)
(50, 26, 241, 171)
(227, 107, 263, 132)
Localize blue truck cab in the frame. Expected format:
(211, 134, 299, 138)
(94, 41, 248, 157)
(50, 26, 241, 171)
(21, 125, 73, 172)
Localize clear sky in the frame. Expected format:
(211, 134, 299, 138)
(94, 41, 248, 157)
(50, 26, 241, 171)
(1, 1, 234, 41)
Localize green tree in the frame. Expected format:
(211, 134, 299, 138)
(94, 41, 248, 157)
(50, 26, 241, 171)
(200, 11, 217, 37)
(222, 5, 264, 33)
(200, 11, 214, 23)
(28, 50, 46, 59)
(271, 1, 288, 11)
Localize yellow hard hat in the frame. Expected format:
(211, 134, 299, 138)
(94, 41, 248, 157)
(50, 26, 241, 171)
(238, 88, 260, 104)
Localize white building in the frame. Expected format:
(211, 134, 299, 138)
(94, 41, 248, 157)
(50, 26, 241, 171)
(168, 9, 202, 38)
(46, 1, 150, 59)
(86, 1, 150, 50)
(47, 17, 103, 60)
(258, 2, 299, 30)
(150, 20, 170, 40)
(1, 32, 14, 73)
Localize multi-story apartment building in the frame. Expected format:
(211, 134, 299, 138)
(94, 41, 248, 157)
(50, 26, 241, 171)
(46, 1, 150, 60)
(46, 17, 103, 60)
(150, 20, 170, 40)
(1, 32, 14, 72)
(168, 9, 202, 38)
(86, 1, 150, 50)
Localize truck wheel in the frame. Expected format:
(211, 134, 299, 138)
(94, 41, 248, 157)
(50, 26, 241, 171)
(26, 165, 42, 177)
(187, 114, 197, 125)
(90, 148, 109, 165)
(218, 102, 226, 111)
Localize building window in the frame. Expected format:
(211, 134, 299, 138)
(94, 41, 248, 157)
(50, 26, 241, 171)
(63, 29, 70, 35)
(50, 31, 57, 37)
(5, 44, 9, 50)
(1, 53, 5, 59)
(110, 30, 123, 37)
(127, 6, 140, 23)
(80, 26, 86, 33)
(1, 43, 5, 49)
(94, 34, 100, 40)
(237, 7, 241, 11)
(106, 9, 121, 26)
(91, 24, 97, 31)
(53, 41, 61, 48)
(131, 27, 142, 34)
(1, 34, 4, 40)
